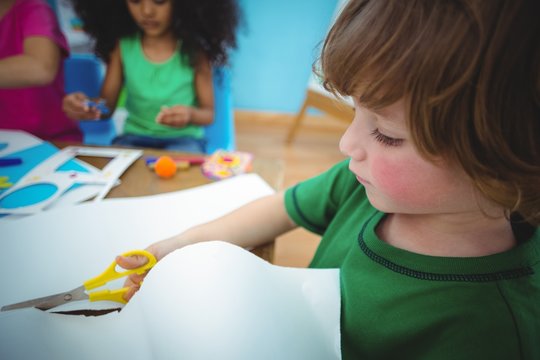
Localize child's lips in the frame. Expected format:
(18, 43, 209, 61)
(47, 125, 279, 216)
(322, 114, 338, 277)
(141, 21, 159, 28)
(349, 165, 371, 185)
(356, 175, 370, 185)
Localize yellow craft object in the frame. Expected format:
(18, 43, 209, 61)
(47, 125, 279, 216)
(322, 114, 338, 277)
(0, 176, 13, 188)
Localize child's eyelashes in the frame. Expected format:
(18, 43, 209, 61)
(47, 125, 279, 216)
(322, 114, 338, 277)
(370, 128, 403, 147)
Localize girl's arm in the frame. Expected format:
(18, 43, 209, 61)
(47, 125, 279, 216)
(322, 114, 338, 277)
(155, 56, 214, 127)
(190, 56, 214, 125)
(118, 191, 297, 300)
(0, 36, 61, 88)
(63, 44, 124, 120)
(99, 44, 124, 115)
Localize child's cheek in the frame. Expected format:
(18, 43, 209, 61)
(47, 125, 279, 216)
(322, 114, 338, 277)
(371, 157, 432, 206)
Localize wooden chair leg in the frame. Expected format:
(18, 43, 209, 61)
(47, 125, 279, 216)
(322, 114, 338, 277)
(287, 88, 354, 144)
(286, 98, 309, 144)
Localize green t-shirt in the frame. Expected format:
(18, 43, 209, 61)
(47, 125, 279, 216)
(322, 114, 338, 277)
(119, 35, 203, 139)
(285, 160, 540, 359)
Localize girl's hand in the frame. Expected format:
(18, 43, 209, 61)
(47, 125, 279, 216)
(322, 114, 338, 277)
(63, 92, 102, 120)
(155, 105, 192, 128)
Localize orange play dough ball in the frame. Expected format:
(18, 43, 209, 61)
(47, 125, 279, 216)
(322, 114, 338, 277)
(154, 156, 177, 178)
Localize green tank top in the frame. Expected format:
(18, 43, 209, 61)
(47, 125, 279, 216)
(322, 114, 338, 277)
(120, 35, 203, 139)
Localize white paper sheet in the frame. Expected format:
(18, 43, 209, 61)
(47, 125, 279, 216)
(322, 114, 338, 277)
(0, 173, 341, 359)
(0, 242, 341, 359)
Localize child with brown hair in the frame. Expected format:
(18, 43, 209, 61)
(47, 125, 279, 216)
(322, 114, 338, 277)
(118, 0, 540, 358)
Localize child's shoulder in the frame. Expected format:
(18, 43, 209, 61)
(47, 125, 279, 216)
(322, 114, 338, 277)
(118, 34, 140, 53)
(119, 33, 139, 45)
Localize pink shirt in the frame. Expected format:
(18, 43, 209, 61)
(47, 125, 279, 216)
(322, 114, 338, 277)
(0, 0, 82, 142)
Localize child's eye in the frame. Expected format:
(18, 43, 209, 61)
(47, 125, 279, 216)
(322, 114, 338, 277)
(370, 129, 403, 147)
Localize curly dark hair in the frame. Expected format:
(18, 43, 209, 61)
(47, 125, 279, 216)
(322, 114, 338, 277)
(69, 0, 241, 66)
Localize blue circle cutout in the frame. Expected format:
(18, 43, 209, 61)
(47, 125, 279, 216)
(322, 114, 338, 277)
(0, 183, 58, 209)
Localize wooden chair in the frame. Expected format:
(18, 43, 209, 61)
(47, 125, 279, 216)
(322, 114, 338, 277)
(286, 80, 354, 144)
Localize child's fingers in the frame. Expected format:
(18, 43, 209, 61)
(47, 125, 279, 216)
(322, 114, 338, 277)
(116, 254, 152, 301)
(124, 272, 147, 288)
(158, 107, 190, 127)
(158, 114, 175, 126)
(155, 112, 164, 124)
(155, 106, 170, 124)
(118, 245, 163, 301)
(116, 254, 149, 269)
(122, 284, 140, 302)
(70, 92, 90, 109)
(63, 92, 97, 119)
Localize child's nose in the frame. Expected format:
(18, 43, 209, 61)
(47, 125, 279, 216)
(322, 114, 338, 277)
(141, 2, 155, 16)
(339, 124, 366, 161)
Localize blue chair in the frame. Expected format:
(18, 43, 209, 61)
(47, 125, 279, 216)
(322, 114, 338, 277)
(205, 67, 235, 153)
(64, 54, 116, 145)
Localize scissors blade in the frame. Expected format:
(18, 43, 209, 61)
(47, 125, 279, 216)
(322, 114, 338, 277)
(0, 286, 88, 312)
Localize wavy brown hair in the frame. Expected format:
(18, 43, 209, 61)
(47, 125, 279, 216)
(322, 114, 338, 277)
(321, 0, 540, 225)
(70, 0, 241, 66)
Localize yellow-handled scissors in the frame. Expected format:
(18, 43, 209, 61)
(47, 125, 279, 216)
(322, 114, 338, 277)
(0, 250, 156, 312)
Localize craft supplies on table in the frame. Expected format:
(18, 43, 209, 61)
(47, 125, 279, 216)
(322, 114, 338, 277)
(201, 150, 253, 180)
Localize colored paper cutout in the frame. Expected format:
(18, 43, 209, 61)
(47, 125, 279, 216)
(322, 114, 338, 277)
(0, 130, 141, 215)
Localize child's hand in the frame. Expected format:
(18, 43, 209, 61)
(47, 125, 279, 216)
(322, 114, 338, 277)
(116, 245, 161, 302)
(155, 105, 192, 128)
(63, 92, 103, 120)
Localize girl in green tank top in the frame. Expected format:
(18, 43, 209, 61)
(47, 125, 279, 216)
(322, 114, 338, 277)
(63, 0, 240, 153)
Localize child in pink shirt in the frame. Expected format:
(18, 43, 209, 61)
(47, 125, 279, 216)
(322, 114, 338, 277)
(0, 0, 82, 142)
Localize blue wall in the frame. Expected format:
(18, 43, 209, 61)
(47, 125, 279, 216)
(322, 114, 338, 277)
(231, 0, 337, 113)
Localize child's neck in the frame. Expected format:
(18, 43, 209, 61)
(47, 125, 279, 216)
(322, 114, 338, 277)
(378, 212, 517, 257)
(141, 31, 177, 63)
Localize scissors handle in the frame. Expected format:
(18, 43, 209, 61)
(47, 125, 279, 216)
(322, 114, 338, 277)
(83, 250, 157, 291)
(88, 288, 129, 304)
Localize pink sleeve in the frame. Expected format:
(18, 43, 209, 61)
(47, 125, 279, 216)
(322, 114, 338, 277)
(19, 0, 69, 56)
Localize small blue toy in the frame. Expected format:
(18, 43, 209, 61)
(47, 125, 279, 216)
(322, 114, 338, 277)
(84, 99, 110, 115)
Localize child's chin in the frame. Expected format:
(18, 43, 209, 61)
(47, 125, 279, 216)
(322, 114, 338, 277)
(364, 193, 396, 214)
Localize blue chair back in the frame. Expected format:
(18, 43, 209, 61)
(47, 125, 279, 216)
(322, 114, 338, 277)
(205, 67, 235, 153)
(64, 54, 116, 145)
